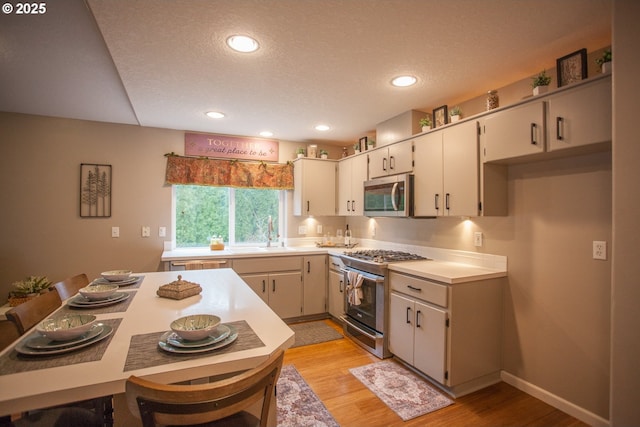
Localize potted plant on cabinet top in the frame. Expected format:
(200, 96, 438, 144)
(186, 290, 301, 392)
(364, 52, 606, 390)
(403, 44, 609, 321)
(367, 139, 376, 150)
(353, 143, 360, 154)
(596, 49, 612, 74)
(296, 148, 305, 158)
(319, 149, 329, 159)
(419, 117, 432, 132)
(449, 106, 462, 122)
(532, 70, 552, 95)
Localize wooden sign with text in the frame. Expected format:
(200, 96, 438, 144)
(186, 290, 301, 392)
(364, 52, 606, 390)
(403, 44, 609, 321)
(184, 132, 279, 161)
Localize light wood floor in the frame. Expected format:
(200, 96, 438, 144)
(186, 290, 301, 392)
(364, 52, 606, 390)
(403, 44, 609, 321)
(284, 319, 588, 427)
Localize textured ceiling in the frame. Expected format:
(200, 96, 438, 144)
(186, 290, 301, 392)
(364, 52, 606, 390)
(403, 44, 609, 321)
(0, 0, 611, 144)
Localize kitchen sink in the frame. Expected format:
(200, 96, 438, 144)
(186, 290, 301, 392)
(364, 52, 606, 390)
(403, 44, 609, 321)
(229, 246, 297, 253)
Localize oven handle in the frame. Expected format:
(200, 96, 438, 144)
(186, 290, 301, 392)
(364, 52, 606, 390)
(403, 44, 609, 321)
(340, 267, 385, 282)
(344, 317, 382, 340)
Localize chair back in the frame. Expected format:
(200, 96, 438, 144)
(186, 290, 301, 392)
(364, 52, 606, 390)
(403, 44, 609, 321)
(53, 273, 90, 300)
(5, 288, 62, 335)
(126, 349, 284, 427)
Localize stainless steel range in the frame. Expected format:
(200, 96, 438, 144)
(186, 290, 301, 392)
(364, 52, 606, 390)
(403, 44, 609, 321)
(340, 249, 427, 358)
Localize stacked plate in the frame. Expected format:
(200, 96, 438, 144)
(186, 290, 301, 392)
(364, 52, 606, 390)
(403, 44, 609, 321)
(158, 324, 238, 354)
(68, 292, 130, 308)
(92, 276, 140, 287)
(15, 323, 113, 356)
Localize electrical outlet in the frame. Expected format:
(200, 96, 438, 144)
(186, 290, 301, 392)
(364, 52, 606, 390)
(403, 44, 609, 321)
(593, 241, 607, 260)
(159, 226, 167, 237)
(474, 231, 483, 247)
(142, 226, 151, 237)
(111, 226, 119, 238)
(317, 225, 323, 234)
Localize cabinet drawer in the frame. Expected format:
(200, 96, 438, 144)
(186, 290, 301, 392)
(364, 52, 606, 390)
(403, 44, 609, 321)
(389, 271, 448, 307)
(233, 256, 302, 274)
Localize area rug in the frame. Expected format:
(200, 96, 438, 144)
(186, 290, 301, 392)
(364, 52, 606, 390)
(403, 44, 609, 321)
(288, 321, 343, 348)
(349, 361, 454, 421)
(277, 364, 339, 427)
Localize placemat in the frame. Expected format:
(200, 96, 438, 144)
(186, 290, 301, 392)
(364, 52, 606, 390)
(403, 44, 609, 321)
(58, 291, 137, 316)
(0, 318, 122, 375)
(123, 320, 265, 372)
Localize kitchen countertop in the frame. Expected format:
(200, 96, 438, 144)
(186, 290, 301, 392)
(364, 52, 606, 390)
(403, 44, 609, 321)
(388, 259, 507, 284)
(161, 241, 507, 284)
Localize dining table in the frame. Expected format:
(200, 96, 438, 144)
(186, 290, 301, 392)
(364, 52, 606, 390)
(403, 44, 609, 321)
(0, 269, 295, 425)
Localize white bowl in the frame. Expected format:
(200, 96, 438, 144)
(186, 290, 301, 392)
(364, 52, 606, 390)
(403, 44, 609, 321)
(170, 314, 221, 341)
(36, 314, 97, 341)
(79, 284, 119, 300)
(101, 270, 132, 281)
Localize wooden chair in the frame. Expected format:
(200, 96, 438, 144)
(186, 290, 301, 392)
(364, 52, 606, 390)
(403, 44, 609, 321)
(52, 273, 89, 301)
(126, 349, 284, 427)
(6, 284, 113, 427)
(5, 288, 62, 335)
(0, 320, 20, 352)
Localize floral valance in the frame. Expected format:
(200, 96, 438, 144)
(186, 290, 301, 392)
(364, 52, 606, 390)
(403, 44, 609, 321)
(165, 154, 294, 190)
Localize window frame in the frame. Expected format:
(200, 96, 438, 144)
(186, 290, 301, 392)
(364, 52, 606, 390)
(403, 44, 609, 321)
(170, 185, 286, 249)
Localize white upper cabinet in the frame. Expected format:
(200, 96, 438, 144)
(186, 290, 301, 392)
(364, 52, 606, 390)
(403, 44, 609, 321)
(481, 101, 545, 162)
(414, 120, 482, 217)
(337, 154, 368, 216)
(547, 75, 611, 151)
(293, 158, 336, 216)
(368, 139, 413, 179)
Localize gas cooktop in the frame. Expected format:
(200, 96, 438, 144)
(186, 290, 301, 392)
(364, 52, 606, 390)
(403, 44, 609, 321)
(342, 249, 428, 264)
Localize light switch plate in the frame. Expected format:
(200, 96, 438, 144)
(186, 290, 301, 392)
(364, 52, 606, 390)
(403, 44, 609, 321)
(111, 226, 120, 238)
(474, 231, 483, 247)
(159, 226, 167, 237)
(142, 226, 151, 237)
(298, 226, 307, 235)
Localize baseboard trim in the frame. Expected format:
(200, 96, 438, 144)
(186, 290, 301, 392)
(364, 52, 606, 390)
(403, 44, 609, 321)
(500, 371, 609, 427)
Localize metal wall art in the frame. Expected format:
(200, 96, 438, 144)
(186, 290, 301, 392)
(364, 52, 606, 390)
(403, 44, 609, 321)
(80, 163, 112, 218)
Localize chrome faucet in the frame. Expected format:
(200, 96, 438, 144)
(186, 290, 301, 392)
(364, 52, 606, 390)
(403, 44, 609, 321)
(267, 215, 273, 247)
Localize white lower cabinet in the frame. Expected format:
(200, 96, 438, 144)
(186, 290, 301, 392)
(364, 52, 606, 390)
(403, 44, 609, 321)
(328, 256, 345, 319)
(389, 271, 503, 396)
(303, 255, 327, 315)
(389, 292, 447, 383)
(241, 272, 302, 319)
(234, 256, 303, 319)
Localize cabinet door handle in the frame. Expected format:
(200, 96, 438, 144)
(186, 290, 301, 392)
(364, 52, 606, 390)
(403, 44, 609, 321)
(306, 201, 310, 212)
(416, 310, 422, 328)
(389, 155, 395, 170)
(346, 200, 351, 212)
(407, 285, 422, 292)
(406, 306, 412, 324)
(307, 261, 311, 273)
(435, 193, 440, 211)
(351, 200, 355, 211)
(556, 116, 564, 140)
(272, 279, 276, 293)
(339, 280, 343, 293)
(530, 123, 538, 145)
(262, 279, 266, 293)
(382, 157, 387, 171)
(445, 193, 451, 211)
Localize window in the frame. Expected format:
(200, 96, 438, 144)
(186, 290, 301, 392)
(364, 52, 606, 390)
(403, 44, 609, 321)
(174, 185, 283, 247)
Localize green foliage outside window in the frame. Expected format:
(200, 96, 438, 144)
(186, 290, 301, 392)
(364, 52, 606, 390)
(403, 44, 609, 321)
(175, 185, 281, 247)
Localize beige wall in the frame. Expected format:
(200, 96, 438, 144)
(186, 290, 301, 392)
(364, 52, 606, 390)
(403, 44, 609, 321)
(610, 1, 640, 425)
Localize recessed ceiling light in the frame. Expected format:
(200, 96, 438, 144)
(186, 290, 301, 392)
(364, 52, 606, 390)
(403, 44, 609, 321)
(205, 111, 225, 119)
(259, 131, 274, 138)
(391, 75, 417, 87)
(315, 124, 330, 131)
(226, 35, 259, 53)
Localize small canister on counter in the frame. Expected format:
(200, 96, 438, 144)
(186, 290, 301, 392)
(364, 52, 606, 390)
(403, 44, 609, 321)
(486, 90, 499, 110)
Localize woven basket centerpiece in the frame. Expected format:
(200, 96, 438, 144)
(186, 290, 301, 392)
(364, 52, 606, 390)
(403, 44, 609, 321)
(157, 275, 202, 300)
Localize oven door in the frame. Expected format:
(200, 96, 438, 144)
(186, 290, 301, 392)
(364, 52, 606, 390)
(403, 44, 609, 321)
(342, 267, 385, 333)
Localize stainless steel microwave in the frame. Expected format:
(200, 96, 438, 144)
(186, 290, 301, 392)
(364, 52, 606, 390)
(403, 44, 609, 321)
(363, 173, 414, 217)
